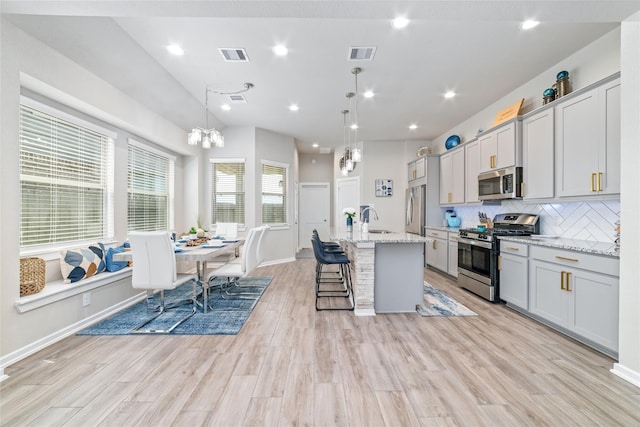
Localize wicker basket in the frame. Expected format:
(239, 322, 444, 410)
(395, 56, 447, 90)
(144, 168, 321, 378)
(20, 257, 45, 297)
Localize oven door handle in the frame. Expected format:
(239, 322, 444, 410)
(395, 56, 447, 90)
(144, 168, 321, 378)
(458, 237, 492, 249)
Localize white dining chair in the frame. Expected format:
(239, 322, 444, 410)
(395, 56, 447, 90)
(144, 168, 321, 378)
(128, 231, 198, 333)
(215, 222, 238, 239)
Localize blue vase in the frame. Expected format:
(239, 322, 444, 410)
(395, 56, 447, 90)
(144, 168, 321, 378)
(346, 216, 353, 231)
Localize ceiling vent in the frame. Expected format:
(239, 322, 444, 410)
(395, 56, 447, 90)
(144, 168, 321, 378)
(319, 147, 332, 154)
(348, 46, 376, 61)
(227, 94, 248, 104)
(218, 48, 250, 62)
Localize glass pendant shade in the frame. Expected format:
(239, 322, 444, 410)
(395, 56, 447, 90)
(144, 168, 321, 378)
(188, 129, 202, 145)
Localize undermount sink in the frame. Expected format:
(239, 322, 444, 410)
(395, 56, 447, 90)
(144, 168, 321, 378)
(368, 229, 391, 234)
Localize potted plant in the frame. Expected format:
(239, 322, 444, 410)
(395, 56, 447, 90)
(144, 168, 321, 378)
(189, 227, 197, 240)
(343, 207, 356, 231)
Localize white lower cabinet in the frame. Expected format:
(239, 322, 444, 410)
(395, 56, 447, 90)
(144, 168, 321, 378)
(498, 241, 528, 309)
(528, 246, 619, 355)
(447, 234, 458, 278)
(425, 228, 448, 273)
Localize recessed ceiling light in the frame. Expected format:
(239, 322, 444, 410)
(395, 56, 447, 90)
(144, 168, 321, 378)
(392, 17, 410, 29)
(521, 20, 540, 30)
(444, 91, 456, 99)
(273, 44, 288, 56)
(363, 90, 375, 98)
(166, 44, 184, 56)
(409, 124, 418, 130)
(289, 104, 299, 111)
(312, 143, 319, 148)
(221, 104, 231, 111)
(351, 123, 358, 130)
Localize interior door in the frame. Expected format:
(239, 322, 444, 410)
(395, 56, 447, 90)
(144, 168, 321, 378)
(298, 182, 330, 249)
(336, 176, 360, 231)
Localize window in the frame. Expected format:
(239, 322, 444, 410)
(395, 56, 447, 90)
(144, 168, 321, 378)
(19, 100, 114, 250)
(127, 140, 175, 232)
(262, 161, 288, 224)
(211, 160, 245, 225)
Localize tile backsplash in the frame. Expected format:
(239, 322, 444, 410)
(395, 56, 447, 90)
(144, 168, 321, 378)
(442, 200, 620, 243)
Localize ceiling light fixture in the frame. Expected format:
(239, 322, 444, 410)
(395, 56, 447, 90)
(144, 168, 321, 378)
(166, 44, 184, 56)
(273, 44, 289, 56)
(364, 90, 375, 98)
(289, 104, 299, 111)
(188, 82, 254, 149)
(521, 20, 540, 30)
(221, 104, 231, 111)
(444, 91, 456, 99)
(312, 143, 319, 148)
(392, 17, 410, 29)
(409, 124, 418, 130)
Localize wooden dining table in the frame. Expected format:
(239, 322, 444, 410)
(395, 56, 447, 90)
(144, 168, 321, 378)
(114, 239, 244, 313)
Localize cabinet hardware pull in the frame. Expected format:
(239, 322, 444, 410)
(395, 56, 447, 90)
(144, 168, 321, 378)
(590, 173, 596, 192)
(432, 241, 436, 250)
(566, 272, 572, 292)
(505, 247, 519, 251)
(498, 255, 502, 271)
(555, 255, 579, 262)
(448, 192, 452, 202)
(521, 182, 525, 197)
(560, 271, 566, 290)
(597, 172, 602, 192)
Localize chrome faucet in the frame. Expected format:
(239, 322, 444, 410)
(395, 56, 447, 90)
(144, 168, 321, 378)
(360, 206, 379, 224)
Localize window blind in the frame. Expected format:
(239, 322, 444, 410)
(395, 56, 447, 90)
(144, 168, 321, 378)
(262, 162, 287, 224)
(19, 104, 113, 248)
(128, 142, 174, 232)
(211, 161, 245, 224)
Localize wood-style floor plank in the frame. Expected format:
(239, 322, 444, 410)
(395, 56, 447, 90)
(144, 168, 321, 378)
(1, 259, 638, 426)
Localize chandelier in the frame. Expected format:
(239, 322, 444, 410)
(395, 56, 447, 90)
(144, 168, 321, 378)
(339, 67, 363, 175)
(188, 82, 254, 149)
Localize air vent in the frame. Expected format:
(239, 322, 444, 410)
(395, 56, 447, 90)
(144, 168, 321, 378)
(227, 94, 247, 104)
(319, 147, 332, 154)
(218, 48, 250, 62)
(348, 46, 376, 61)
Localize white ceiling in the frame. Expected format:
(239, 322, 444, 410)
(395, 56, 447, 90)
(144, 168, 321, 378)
(3, 1, 640, 154)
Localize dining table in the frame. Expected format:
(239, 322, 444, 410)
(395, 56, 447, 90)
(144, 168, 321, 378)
(114, 239, 244, 313)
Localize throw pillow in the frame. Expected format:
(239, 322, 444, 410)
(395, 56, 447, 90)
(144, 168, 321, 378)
(60, 243, 106, 283)
(105, 245, 128, 272)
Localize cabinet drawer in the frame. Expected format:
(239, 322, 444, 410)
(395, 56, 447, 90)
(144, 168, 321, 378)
(529, 245, 618, 276)
(500, 241, 528, 256)
(425, 229, 448, 239)
(449, 233, 460, 243)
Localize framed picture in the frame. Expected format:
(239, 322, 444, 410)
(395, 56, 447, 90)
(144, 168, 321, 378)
(375, 179, 393, 197)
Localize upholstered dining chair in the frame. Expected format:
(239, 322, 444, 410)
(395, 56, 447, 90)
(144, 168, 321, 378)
(207, 226, 261, 300)
(215, 222, 238, 239)
(128, 231, 198, 333)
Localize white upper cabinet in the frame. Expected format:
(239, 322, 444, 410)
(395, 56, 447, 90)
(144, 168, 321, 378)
(408, 157, 426, 182)
(478, 121, 519, 173)
(439, 148, 465, 205)
(465, 140, 481, 203)
(555, 77, 620, 197)
(522, 108, 555, 199)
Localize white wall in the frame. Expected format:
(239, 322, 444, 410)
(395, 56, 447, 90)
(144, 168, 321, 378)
(0, 18, 191, 363)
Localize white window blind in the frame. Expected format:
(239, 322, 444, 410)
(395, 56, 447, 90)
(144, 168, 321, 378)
(211, 161, 245, 224)
(262, 162, 287, 224)
(128, 141, 174, 232)
(19, 103, 113, 249)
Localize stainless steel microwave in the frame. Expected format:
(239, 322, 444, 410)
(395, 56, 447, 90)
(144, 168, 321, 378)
(478, 166, 523, 201)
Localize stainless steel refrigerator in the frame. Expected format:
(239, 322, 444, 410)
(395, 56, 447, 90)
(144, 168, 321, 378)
(405, 184, 425, 236)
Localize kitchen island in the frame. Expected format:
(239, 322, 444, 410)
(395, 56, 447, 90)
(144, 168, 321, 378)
(329, 229, 432, 315)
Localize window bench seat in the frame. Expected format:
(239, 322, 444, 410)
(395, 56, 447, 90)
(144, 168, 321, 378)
(15, 267, 132, 314)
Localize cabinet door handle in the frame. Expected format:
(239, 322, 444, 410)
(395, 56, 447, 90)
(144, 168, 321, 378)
(448, 192, 452, 203)
(521, 182, 525, 197)
(498, 255, 502, 271)
(432, 241, 436, 250)
(555, 255, 579, 262)
(566, 272, 572, 292)
(505, 247, 519, 251)
(597, 172, 602, 192)
(560, 271, 566, 290)
(590, 173, 596, 192)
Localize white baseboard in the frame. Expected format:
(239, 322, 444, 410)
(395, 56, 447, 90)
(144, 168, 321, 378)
(355, 308, 376, 316)
(611, 363, 640, 388)
(0, 293, 144, 377)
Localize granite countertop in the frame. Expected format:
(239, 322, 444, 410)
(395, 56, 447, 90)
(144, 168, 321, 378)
(425, 225, 460, 233)
(499, 235, 620, 258)
(330, 228, 432, 244)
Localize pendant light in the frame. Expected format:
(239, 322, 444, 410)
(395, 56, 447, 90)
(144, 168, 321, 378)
(350, 67, 363, 162)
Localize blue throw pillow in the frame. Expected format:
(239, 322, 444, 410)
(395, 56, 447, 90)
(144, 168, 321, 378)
(59, 242, 106, 283)
(106, 245, 128, 272)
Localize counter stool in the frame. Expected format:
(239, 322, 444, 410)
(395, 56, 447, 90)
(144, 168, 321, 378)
(311, 236, 354, 311)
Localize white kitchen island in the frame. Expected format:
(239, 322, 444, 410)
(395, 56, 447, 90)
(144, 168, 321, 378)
(330, 229, 432, 315)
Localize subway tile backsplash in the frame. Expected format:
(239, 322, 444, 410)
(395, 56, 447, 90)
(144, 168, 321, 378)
(445, 200, 620, 243)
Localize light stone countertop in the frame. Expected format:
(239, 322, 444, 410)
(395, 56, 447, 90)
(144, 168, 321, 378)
(498, 235, 620, 258)
(425, 226, 461, 233)
(330, 228, 432, 245)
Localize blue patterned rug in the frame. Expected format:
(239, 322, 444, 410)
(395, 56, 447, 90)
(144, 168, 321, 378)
(416, 283, 477, 317)
(77, 276, 272, 335)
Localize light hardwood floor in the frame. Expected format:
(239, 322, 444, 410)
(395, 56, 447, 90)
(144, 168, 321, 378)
(2, 259, 639, 426)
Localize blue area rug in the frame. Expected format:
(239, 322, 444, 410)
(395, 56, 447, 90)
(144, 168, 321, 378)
(416, 283, 477, 317)
(78, 276, 272, 335)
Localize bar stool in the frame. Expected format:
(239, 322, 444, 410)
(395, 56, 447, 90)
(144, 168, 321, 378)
(311, 236, 354, 311)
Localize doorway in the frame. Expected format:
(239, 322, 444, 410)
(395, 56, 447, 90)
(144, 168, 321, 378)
(298, 182, 330, 249)
(336, 176, 360, 231)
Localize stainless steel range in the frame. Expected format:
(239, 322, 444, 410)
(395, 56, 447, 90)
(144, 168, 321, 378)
(457, 213, 539, 302)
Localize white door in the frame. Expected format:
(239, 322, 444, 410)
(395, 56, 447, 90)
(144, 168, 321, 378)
(298, 182, 330, 249)
(336, 177, 360, 230)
